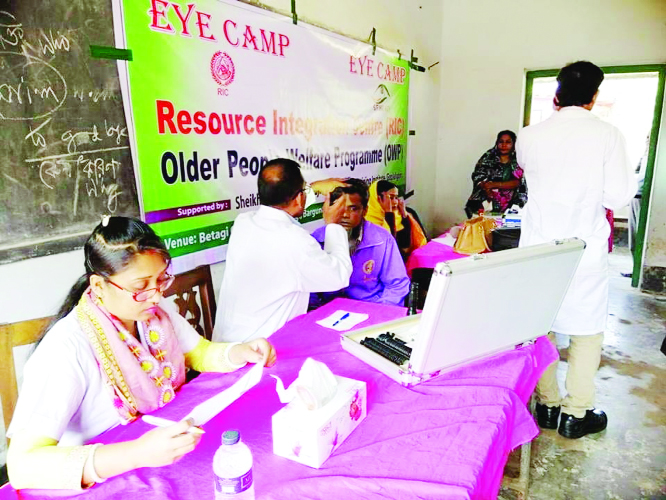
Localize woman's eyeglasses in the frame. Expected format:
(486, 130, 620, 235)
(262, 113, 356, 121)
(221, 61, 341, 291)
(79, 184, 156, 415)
(106, 274, 175, 302)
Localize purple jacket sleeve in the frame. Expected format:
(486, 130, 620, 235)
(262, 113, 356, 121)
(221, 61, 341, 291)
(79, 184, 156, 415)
(376, 236, 411, 306)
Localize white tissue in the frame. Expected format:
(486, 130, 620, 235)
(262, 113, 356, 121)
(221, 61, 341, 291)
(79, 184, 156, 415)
(271, 358, 338, 410)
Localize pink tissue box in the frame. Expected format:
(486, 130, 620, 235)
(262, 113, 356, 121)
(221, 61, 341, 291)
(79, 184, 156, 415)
(272, 376, 367, 468)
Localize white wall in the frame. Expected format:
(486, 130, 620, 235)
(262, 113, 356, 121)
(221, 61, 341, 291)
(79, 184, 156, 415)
(434, 0, 666, 242)
(243, 0, 443, 234)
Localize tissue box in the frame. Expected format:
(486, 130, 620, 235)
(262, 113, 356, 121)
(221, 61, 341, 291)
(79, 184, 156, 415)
(272, 376, 367, 468)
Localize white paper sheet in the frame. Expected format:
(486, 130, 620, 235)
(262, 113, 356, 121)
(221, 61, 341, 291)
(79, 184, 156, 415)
(185, 362, 264, 426)
(316, 310, 368, 331)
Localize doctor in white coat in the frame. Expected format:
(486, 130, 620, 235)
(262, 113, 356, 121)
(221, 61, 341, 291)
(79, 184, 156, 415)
(517, 61, 637, 439)
(213, 158, 352, 343)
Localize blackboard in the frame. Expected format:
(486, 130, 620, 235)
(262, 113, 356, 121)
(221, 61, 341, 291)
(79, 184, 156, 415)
(0, 0, 139, 264)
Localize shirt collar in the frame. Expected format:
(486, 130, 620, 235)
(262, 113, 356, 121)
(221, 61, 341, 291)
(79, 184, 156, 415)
(355, 221, 382, 251)
(256, 205, 301, 226)
(557, 106, 592, 116)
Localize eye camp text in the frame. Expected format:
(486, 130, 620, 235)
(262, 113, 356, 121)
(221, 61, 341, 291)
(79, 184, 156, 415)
(148, 1, 290, 56)
(349, 56, 407, 84)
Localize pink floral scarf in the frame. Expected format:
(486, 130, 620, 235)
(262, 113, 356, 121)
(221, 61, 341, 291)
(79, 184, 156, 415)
(76, 288, 186, 423)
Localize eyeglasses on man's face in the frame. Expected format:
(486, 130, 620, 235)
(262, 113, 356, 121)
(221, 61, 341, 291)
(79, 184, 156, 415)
(106, 273, 175, 302)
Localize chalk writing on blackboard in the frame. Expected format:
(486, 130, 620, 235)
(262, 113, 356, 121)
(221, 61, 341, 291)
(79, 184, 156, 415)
(0, 3, 139, 264)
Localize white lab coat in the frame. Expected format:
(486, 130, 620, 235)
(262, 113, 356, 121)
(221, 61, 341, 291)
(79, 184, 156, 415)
(517, 107, 637, 335)
(213, 206, 352, 342)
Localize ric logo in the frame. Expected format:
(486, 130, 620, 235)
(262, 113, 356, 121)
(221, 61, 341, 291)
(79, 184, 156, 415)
(211, 51, 235, 95)
(373, 84, 390, 110)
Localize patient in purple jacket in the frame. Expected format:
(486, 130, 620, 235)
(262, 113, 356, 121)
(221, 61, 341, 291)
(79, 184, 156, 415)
(311, 179, 410, 306)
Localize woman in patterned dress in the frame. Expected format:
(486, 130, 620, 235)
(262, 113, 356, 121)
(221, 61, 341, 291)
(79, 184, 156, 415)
(465, 130, 527, 218)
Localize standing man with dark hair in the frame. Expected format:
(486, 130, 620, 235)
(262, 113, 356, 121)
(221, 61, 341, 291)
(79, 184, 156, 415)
(518, 61, 637, 438)
(212, 158, 352, 343)
(311, 179, 410, 306)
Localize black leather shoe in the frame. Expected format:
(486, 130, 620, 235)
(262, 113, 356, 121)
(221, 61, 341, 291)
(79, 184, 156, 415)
(558, 408, 607, 439)
(535, 403, 560, 429)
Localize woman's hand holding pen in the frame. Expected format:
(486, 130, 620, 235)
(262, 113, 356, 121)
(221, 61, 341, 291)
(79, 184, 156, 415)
(131, 419, 202, 468)
(87, 419, 202, 482)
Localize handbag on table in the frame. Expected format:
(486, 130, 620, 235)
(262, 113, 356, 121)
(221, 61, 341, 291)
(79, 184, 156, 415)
(453, 216, 496, 255)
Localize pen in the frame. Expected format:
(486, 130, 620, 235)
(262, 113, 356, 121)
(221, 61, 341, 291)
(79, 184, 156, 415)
(142, 415, 205, 435)
(331, 312, 350, 327)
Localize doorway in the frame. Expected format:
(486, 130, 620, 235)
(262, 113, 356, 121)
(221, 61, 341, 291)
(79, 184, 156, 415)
(523, 65, 666, 288)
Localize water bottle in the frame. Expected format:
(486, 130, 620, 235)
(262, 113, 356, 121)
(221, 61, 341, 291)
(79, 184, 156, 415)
(213, 430, 255, 499)
(406, 282, 419, 316)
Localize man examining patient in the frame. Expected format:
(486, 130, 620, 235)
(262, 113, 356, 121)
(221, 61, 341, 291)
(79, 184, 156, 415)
(311, 178, 410, 307)
(213, 158, 352, 343)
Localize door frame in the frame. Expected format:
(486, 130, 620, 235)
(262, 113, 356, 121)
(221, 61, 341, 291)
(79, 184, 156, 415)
(523, 64, 666, 288)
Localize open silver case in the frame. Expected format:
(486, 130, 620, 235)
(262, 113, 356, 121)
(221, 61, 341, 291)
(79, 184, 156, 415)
(341, 239, 586, 387)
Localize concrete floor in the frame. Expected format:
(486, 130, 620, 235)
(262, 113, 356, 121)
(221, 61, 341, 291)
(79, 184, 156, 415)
(501, 247, 666, 500)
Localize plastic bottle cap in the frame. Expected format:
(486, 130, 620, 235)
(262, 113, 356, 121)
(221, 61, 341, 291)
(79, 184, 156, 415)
(222, 429, 240, 445)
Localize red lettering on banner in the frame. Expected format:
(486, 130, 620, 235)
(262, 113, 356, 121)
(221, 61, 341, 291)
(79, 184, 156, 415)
(172, 3, 196, 36)
(242, 25, 258, 51)
(157, 99, 176, 133)
(148, 0, 175, 34)
(386, 117, 404, 138)
(243, 115, 254, 134)
(223, 20, 239, 46)
(196, 11, 216, 41)
(377, 62, 406, 83)
(177, 110, 192, 134)
(278, 34, 289, 56)
(148, 2, 216, 41)
(156, 100, 267, 136)
(255, 115, 266, 134)
(193, 111, 206, 133)
(260, 30, 276, 55)
(223, 19, 290, 57)
(349, 57, 406, 84)
(349, 56, 375, 77)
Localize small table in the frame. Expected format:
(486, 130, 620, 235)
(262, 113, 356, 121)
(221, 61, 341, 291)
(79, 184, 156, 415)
(405, 236, 466, 277)
(1, 299, 556, 500)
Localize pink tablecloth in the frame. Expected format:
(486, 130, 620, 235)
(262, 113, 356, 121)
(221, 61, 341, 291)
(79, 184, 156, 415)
(1, 299, 556, 500)
(406, 238, 466, 277)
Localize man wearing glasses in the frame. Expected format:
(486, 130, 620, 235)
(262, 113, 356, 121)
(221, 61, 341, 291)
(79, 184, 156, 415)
(212, 158, 352, 343)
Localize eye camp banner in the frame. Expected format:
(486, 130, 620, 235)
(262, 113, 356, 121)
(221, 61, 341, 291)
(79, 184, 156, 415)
(112, 0, 409, 265)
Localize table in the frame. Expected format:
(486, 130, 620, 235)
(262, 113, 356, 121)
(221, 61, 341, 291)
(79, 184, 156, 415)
(0, 299, 556, 500)
(405, 237, 465, 277)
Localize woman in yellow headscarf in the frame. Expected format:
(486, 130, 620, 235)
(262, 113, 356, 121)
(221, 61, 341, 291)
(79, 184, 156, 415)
(366, 180, 427, 260)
